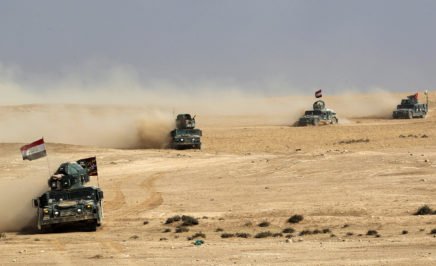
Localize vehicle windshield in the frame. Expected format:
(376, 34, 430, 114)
(398, 104, 414, 109)
(305, 110, 322, 115)
(175, 129, 201, 136)
(48, 187, 96, 201)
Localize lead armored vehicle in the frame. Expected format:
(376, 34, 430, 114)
(170, 114, 202, 149)
(297, 100, 338, 126)
(393, 93, 428, 119)
(32, 161, 103, 232)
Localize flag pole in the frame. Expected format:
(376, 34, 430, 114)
(44, 137, 51, 176)
(95, 155, 100, 188)
(426, 90, 429, 108)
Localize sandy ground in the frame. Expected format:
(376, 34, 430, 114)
(0, 98, 436, 265)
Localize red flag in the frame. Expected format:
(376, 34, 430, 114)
(407, 93, 418, 100)
(315, 89, 322, 98)
(20, 138, 47, 161)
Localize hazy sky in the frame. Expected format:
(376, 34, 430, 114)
(0, 0, 435, 93)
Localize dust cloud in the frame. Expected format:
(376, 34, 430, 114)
(0, 66, 303, 147)
(328, 91, 400, 119)
(0, 177, 46, 232)
(0, 105, 174, 149)
(135, 116, 173, 149)
(0, 65, 405, 147)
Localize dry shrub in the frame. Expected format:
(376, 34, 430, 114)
(254, 231, 273, 238)
(236, 232, 251, 238)
(221, 233, 235, 238)
(367, 230, 378, 236)
(282, 227, 295, 234)
(165, 215, 181, 224)
(288, 215, 304, 224)
(187, 232, 206, 240)
(312, 229, 321, 234)
(272, 233, 283, 237)
(414, 205, 435, 215)
(338, 138, 370, 144)
(299, 230, 312, 236)
(181, 215, 199, 226)
(175, 226, 189, 233)
(258, 221, 270, 227)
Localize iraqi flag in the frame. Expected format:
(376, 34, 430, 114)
(315, 89, 322, 98)
(20, 138, 47, 161)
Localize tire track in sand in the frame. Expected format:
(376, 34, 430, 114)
(115, 173, 164, 219)
(104, 180, 126, 212)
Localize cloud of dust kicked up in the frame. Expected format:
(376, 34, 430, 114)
(0, 176, 47, 232)
(0, 65, 301, 147)
(0, 64, 404, 148)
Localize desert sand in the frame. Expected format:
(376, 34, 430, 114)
(0, 93, 435, 265)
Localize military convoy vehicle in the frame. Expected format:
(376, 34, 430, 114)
(32, 161, 103, 232)
(170, 114, 202, 149)
(297, 100, 338, 126)
(393, 93, 428, 119)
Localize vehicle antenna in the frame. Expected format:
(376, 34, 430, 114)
(95, 156, 100, 187)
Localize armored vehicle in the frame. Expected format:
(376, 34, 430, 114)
(393, 93, 428, 119)
(297, 100, 338, 126)
(32, 161, 103, 232)
(170, 114, 202, 149)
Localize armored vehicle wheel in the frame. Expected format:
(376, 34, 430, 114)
(87, 220, 98, 231)
(408, 111, 413, 119)
(331, 117, 338, 124)
(96, 203, 103, 226)
(421, 113, 427, 118)
(312, 119, 319, 126)
(40, 225, 53, 234)
(196, 144, 201, 150)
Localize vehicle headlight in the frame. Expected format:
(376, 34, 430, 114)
(43, 208, 49, 214)
(180, 138, 184, 142)
(54, 211, 60, 216)
(86, 204, 92, 209)
(77, 208, 82, 213)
